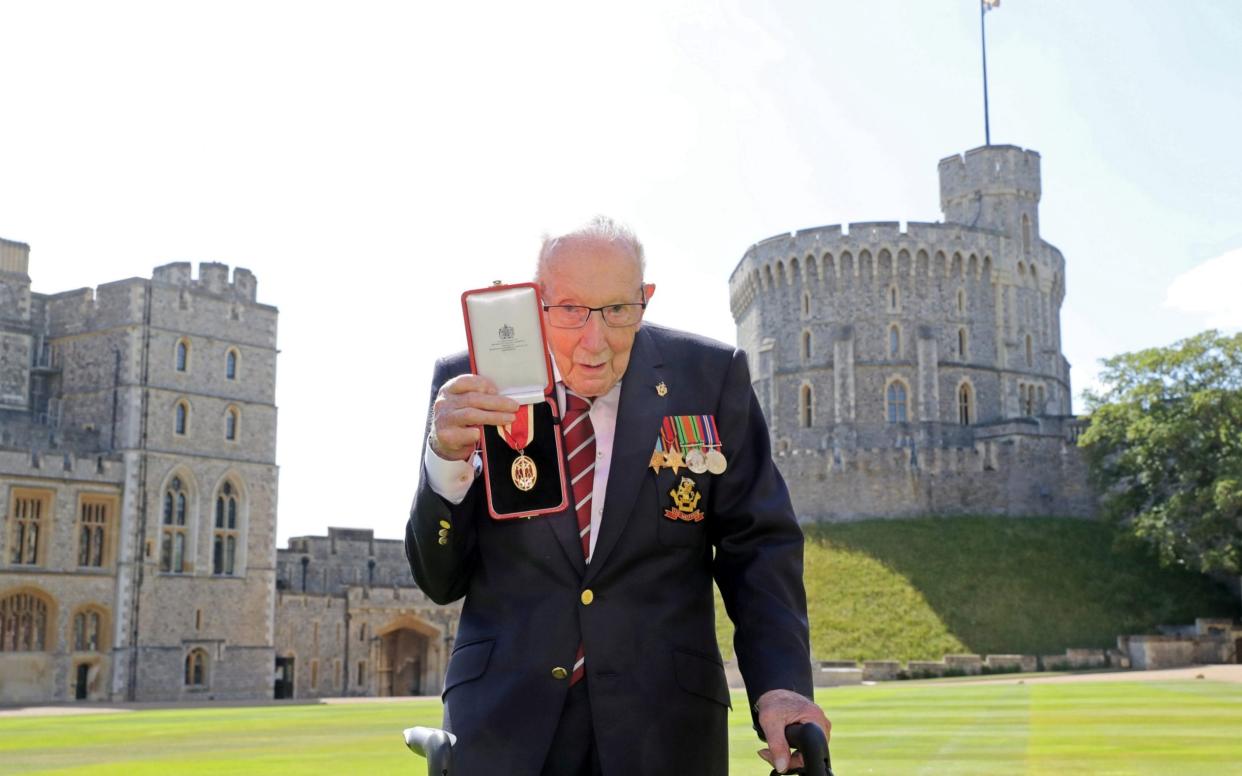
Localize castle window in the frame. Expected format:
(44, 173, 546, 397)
(357, 660, 366, 685)
(72, 608, 106, 652)
(1022, 214, 1032, 256)
(1037, 385, 1046, 415)
(887, 285, 900, 312)
(175, 401, 189, 436)
(176, 339, 190, 372)
(889, 325, 900, 358)
(160, 476, 189, 574)
(801, 291, 810, 319)
(957, 288, 966, 315)
(800, 384, 814, 428)
(958, 383, 973, 426)
(225, 406, 239, 441)
(802, 331, 812, 362)
(77, 494, 115, 568)
(0, 590, 50, 652)
(1026, 334, 1034, 367)
(226, 349, 238, 380)
(213, 481, 239, 576)
(9, 489, 52, 566)
(311, 659, 320, 690)
(958, 328, 969, 360)
(885, 381, 909, 423)
(195, 609, 203, 631)
(185, 648, 208, 687)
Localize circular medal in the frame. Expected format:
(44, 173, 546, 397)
(511, 454, 538, 492)
(685, 448, 708, 474)
(705, 449, 727, 475)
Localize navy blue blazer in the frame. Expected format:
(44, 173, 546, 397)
(406, 323, 812, 776)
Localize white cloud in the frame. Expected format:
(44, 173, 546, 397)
(1163, 248, 1242, 328)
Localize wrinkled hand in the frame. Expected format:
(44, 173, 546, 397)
(429, 374, 518, 461)
(755, 688, 831, 774)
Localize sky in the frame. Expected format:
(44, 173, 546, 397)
(1, 1, 1239, 544)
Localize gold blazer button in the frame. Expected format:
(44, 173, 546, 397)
(551, 666, 568, 680)
(580, 589, 594, 606)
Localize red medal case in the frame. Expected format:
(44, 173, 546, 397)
(462, 282, 568, 520)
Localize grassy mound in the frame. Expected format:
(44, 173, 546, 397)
(717, 516, 1240, 661)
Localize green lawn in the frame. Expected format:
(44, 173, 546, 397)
(3, 679, 1241, 774)
(720, 516, 1241, 662)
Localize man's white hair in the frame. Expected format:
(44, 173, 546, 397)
(535, 215, 646, 284)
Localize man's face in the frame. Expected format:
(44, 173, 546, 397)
(539, 236, 656, 398)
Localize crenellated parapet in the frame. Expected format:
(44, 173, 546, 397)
(151, 261, 259, 303)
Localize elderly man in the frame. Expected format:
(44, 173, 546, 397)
(406, 217, 828, 776)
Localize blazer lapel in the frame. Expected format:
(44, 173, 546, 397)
(584, 327, 665, 585)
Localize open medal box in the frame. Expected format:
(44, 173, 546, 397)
(462, 282, 568, 520)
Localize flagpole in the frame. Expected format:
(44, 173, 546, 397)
(980, 0, 992, 146)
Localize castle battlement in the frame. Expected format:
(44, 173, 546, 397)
(152, 261, 258, 303)
(939, 145, 1041, 204)
(0, 238, 31, 275)
(0, 448, 124, 483)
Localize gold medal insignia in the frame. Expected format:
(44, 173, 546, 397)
(500, 404, 538, 491)
(656, 381, 668, 397)
(511, 454, 537, 491)
(664, 476, 705, 522)
(649, 449, 665, 473)
(663, 448, 684, 475)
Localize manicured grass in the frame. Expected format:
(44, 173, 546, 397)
(3, 680, 1242, 774)
(719, 516, 1240, 661)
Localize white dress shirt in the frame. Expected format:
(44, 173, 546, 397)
(423, 374, 622, 562)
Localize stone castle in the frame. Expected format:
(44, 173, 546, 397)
(729, 145, 1093, 519)
(0, 244, 457, 704)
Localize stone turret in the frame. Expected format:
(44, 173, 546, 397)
(939, 145, 1041, 251)
(0, 238, 33, 412)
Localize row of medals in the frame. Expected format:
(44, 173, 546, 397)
(650, 445, 728, 476)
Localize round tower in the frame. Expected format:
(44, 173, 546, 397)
(939, 145, 1041, 253)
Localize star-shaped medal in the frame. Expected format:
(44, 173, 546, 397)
(649, 450, 665, 473)
(663, 448, 684, 475)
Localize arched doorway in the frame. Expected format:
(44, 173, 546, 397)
(376, 614, 440, 697)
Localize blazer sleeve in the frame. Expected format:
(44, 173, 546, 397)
(708, 347, 814, 717)
(405, 355, 483, 605)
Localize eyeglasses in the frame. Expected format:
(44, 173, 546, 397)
(543, 292, 647, 329)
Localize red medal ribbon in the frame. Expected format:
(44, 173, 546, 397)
(499, 404, 535, 451)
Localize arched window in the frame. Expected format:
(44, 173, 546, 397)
(802, 331, 812, 362)
(887, 285, 899, 312)
(213, 481, 239, 576)
(1022, 214, 1031, 256)
(801, 292, 810, 318)
(0, 590, 50, 652)
(958, 383, 973, 426)
(889, 325, 900, 358)
(225, 349, 238, 380)
(185, 648, 208, 687)
(957, 288, 966, 315)
(161, 476, 189, 573)
(885, 381, 908, 423)
(800, 384, 814, 428)
(175, 339, 190, 372)
(225, 407, 239, 441)
(8, 489, 51, 566)
(72, 608, 106, 652)
(1026, 334, 1034, 367)
(958, 328, 969, 359)
(175, 401, 189, 436)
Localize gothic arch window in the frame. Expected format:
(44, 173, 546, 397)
(800, 384, 814, 428)
(801, 291, 810, 319)
(185, 648, 208, 687)
(957, 288, 966, 315)
(1026, 334, 1034, 367)
(958, 328, 969, 360)
(213, 481, 240, 576)
(8, 488, 52, 566)
(0, 589, 52, 652)
(887, 284, 900, 312)
(1022, 214, 1032, 256)
(225, 348, 239, 380)
(885, 380, 909, 424)
(175, 400, 190, 436)
(161, 475, 190, 573)
(801, 330, 812, 362)
(77, 494, 116, 569)
(888, 324, 901, 358)
(224, 406, 240, 442)
(175, 339, 190, 372)
(958, 383, 974, 426)
(72, 606, 107, 652)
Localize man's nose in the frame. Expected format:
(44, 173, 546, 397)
(580, 310, 608, 349)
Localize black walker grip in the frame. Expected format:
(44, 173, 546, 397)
(772, 721, 834, 776)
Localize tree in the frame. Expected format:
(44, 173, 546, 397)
(1079, 330, 1242, 574)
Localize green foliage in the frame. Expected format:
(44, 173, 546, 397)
(1079, 329, 1242, 573)
(716, 516, 1237, 661)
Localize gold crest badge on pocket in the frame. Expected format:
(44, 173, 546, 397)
(664, 476, 705, 522)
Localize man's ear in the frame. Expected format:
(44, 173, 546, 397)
(643, 283, 656, 303)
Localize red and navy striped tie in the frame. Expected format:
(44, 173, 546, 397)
(562, 389, 595, 685)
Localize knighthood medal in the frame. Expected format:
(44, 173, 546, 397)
(703, 415, 728, 475)
(500, 404, 538, 492)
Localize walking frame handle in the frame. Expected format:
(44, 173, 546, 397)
(774, 721, 834, 776)
(403, 726, 456, 776)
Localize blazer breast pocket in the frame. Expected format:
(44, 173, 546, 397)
(656, 470, 710, 548)
(442, 638, 494, 697)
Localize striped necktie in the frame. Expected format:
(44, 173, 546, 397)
(561, 389, 595, 685)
